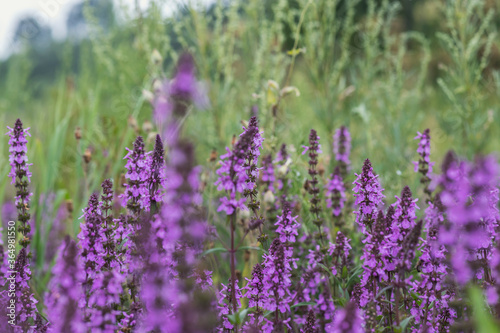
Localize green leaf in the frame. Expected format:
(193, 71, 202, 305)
(469, 286, 500, 333)
(201, 248, 228, 256)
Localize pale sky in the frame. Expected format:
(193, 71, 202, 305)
(0, 0, 211, 59)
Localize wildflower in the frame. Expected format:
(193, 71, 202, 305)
(303, 129, 324, 237)
(353, 159, 385, 233)
(262, 239, 293, 329)
(326, 166, 346, 218)
(45, 236, 86, 333)
(301, 310, 318, 333)
(413, 129, 434, 198)
(261, 153, 275, 191)
(326, 301, 363, 333)
(147, 135, 166, 210)
(333, 126, 351, 180)
(7, 119, 33, 249)
(390, 186, 419, 244)
(14, 248, 38, 330)
(275, 201, 300, 244)
(328, 231, 351, 276)
(243, 264, 265, 331)
(217, 279, 242, 331)
(121, 136, 150, 215)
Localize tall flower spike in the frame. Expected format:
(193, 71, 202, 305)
(261, 154, 275, 191)
(275, 201, 300, 244)
(121, 136, 149, 216)
(301, 310, 318, 333)
(243, 263, 265, 332)
(45, 236, 86, 333)
(413, 129, 434, 200)
(326, 166, 346, 218)
(329, 231, 351, 276)
(148, 134, 166, 211)
(333, 126, 351, 180)
(217, 279, 242, 331)
(302, 129, 324, 237)
(390, 186, 419, 244)
(326, 301, 363, 333)
(215, 117, 262, 216)
(7, 119, 33, 249)
(353, 159, 385, 233)
(262, 239, 293, 330)
(14, 247, 38, 330)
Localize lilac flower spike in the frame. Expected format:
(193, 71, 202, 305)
(353, 159, 385, 233)
(304, 129, 324, 236)
(275, 201, 300, 244)
(7, 119, 33, 249)
(243, 264, 265, 331)
(333, 126, 351, 179)
(45, 236, 86, 333)
(326, 301, 363, 333)
(414, 129, 434, 198)
(326, 166, 346, 218)
(121, 136, 150, 215)
(215, 117, 263, 215)
(390, 186, 419, 243)
(147, 134, 166, 210)
(14, 247, 38, 330)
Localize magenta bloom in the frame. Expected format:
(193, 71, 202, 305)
(275, 202, 300, 244)
(45, 236, 86, 333)
(353, 159, 385, 233)
(326, 166, 346, 217)
(333, 126, 351, 175)
(215, 117, 263, 215)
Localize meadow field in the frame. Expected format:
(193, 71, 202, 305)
(1, 0, 500, 331)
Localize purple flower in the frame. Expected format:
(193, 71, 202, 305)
(326, 166, 346, 218)
(325, 301, 363, 333)
(217, 279, 242, 331)
(301, 310, 318, 333)
(6, 119, 33, 249)
(328, 231, 351, 276)
(243, 264, 265, 331)
(262, 239, 293, 317)
(304, 129, 324, 236)
(154, 53, 208, 145)
(13, 248, 38, 329)
(413, 129, 435, 199)
(275, 201, 300, 244)
(353, 159, 385, 233)
(147, 134, 167, 209)
(45, 236, 86, 333)
(88, 270, 125, 333)
(333, 126, 351, 179)
(390, 186, 419, 243)
(215, 117, 263, 215)
(120, 136, 150, 215)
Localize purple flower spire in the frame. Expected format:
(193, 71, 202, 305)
(301, 310, 318, 333)
(275, 201, 300, 244)
(217, 279, 242, 331)
(439, 155, 499, 284)
(100, 179, 118, 270)
(303, 129, 325, 238)
(325, 301, 363, 333)
(413, 129, 434, 199)
(359, 211, 388, 307)
(215, 117, 262, 216)
(120, 136, 150, 215)
(333, 126, 351, 180)
(243, 264, 265, 331)
(326, 166, 346, 219)
(262, 239, 293, 330)
(390, 186, 419, 244)
(45, 236, 86, 333)
(353, 159, 385, 233)
(78, 210, 105, 305)
(7, 119, 33, 249)
(147, 134, 166, 211)
(13, 247, 38, 330)
(87, 270, 125, 333)
(328, 231, 351, 276)
(154, 53, 208, 145)
(261, 153, 275, 191)
(410, 195, 455, 331)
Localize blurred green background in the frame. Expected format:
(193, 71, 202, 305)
(0, 0, 499, 295)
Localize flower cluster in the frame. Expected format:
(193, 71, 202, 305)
(333, 126, 351, 180)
